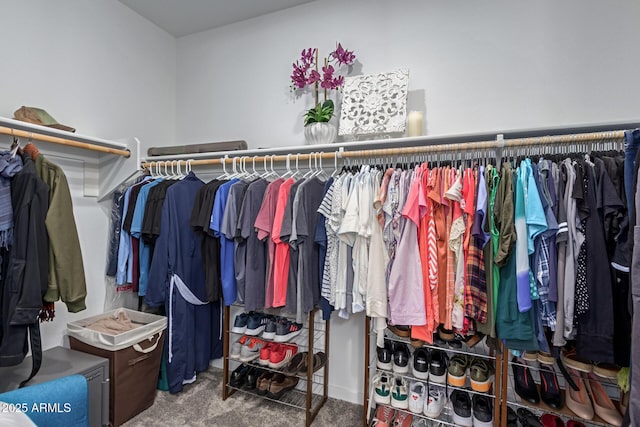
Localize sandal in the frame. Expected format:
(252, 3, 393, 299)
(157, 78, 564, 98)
(312, 352, 327, 372)
(283, 351, 308, 374)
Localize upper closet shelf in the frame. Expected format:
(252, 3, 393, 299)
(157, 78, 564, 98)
(0, 116, 141, 201)
(143, 120, 640, 165)
(0, 116, 130, 156)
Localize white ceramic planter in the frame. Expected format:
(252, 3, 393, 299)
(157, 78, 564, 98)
(304, 122, 337, 145)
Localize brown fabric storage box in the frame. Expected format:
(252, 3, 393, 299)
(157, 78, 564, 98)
(67, 309, 167, 427)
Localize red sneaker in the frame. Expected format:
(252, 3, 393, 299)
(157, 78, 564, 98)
(259, 342, 277, 366)
(269, 343, 299, 369)
(371, 405, 395, 427)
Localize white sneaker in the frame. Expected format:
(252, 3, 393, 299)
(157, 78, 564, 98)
(391, 375, 409, 409)
(423, 386, 446, 418)
(372, 372, 393, 404)
(408, 381, 425, 414)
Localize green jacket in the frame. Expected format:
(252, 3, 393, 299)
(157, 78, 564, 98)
(35, 154, 87, 313)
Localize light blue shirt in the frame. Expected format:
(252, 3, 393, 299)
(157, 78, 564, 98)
(116, 187, 132, 285)
(131, 179, 163, 296)
(210, 178, 239, 305)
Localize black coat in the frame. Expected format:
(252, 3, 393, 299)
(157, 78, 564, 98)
(0, 154, 49, 368)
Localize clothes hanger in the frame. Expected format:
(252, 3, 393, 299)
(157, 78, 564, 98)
(247, 156, 259, 180)
(271, 155, 279, 178)
(282, 154, 293, 178)
(10, 134, 20, 159)
(216, 155, 230, 179)
(302, 153, 314, 178)
(331, 151, 339, 177)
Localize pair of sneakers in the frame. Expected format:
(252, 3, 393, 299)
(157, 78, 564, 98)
(371, 405, 412, 427)
(410, 348, 448, 384)
(407, 381, 447, 419)
(450, 389, 493, 427)
(372, 372, 410, 410)
(232, 311, 270, 336)
(258, 342, 299, 369)
(230, 335, 268, 362)
(447, 355, 494, 392)
(232, 312, 303, 342)
(377, 340, 411, 374)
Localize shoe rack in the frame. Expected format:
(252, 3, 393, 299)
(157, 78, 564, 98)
(363, 316, 503, 427)
(222, 305, 329, 427)
(364, 317, 628, 427)
(503, 350, 625, 427)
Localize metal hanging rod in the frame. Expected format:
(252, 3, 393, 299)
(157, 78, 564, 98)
(141, 129, 626, 169)
(0, 117, 131, 157)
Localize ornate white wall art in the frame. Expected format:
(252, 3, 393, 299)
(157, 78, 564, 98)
(338, 68, 410, 137)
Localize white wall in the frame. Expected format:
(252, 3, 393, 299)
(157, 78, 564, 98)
(176, 0, 640, 149)
(0, 0, 176, 350)
(175, 0, 640, 404)
(0, 0, 176, 153)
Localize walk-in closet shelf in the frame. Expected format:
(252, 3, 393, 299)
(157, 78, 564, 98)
(0, 116, 141, 200)
(222, 306, 329, 427)
(364, 316, 503, 427)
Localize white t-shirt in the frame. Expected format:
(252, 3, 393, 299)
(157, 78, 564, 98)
(0, 403, 37, 427)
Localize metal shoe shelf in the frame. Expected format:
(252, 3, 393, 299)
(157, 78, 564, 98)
(364, 322, 626, 427)
(222, 306, 329, 427)
(502, 353, 624, 427)
(363, 316, 504, 427)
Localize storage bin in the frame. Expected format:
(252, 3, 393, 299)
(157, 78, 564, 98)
(67, 308, 167, 427)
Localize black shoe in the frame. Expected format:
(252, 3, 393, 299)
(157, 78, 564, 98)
(412, 347, 430, 380)
(433, 333, 447, 346)
(429, 349, 448, 384)
(472, 395, 493, 425)
(539, 365, 563, 409)
(230, 364, 251, 388)
(392, 343, 410, 374)
(376, 344, 393, 371)
(244, 366, 263, 390)
(517, 408, 542, 427)
(450, 390, 472, 426)
(448, 339, 462, 350)
(512, 357, 540, 404)
(506, 406, 518, 427)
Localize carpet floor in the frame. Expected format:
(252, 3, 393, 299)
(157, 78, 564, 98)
(123, 368, 364, 427)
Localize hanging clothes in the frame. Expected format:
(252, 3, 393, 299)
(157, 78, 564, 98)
(210, 178, 239, 305)
(191, 178, 226, 302)
(22, 144, 87, 313)
(0, 152, 48, 384)
(146, 172, 221, 394)
(237, 178, 269, 312)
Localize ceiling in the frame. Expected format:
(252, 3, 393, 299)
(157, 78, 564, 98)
(118, 0, 315, 37)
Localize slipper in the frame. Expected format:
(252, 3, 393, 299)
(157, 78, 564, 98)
(283, 351, 308, 374)
(312, 352, 327, 372)
(464, 332, 485, 348)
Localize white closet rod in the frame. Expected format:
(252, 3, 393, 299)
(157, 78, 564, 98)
(0, 117, 131, 157)
(142, 129, 626, 169)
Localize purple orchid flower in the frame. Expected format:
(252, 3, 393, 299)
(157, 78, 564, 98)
(330, 43, 356, 66)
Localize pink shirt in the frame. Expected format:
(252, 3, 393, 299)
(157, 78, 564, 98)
(388, 168, 426, 326)
(271, 178, 295, 307)
(255, 178, 284, 308)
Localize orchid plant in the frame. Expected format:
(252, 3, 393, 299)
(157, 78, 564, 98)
(290, 43, 356, 126)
